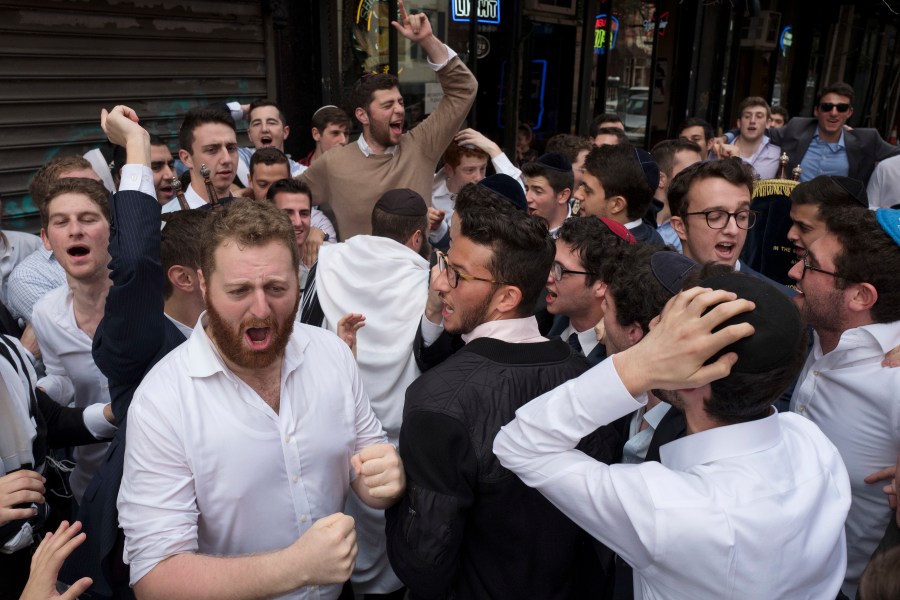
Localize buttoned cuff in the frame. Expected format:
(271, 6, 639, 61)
(82, 403, 117, 439)
(226, 101, 244, 122)
(119, 164, 156, 198)
(428, 219, 449, 244)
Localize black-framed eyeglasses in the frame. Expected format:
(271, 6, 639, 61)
(550, 261, 594, 281)
(799, 251, 846, 280)
(684, 209, 758, 230)
(436, 250, 509, 289)
(818, 102, 851, 113)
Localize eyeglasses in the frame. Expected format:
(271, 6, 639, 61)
(436, 250, 509, 289)
(684, 209, 758, 230)
(799, 251, 846, 280)
(818, 102, 851, 113)
(550, 261, 593, 281)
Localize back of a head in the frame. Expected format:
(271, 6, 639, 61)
(199, 198, 299, 280)
(583, 144, 654, 219)
(668, 158, 755, 219)
(545, 134, 592, 164)
(455, 183, 555, 314)
(371, 188, 428, 245)
(30, 155, 94, 207)
(40, 177, 110, 230)
(179, 106, 237, 154)
(350, 73, 400, 118)
(161, 209, 210, 299)
(859, 546, 900, 600)
(677, 117, 713, 141)
(822, 206, 900, 323)
(443, 139, 490, 169)
(651, 138, 703, 177)
(699, 269, 808, 423)
(589, 113, 624, 137)
(557, 216, 633, 286)
(311, 105, 352, 132)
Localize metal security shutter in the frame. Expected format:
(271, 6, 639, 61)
(0, 0, 272, 230)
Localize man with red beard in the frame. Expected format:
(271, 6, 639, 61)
(118, 199, 405, 600)
(386, 184, 615, 598)
(300, 1, 477, 240)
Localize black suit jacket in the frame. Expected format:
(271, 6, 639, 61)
(61, 191, 188, 598)
(765, 118, 900, 185)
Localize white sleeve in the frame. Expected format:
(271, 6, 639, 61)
(31, 308, 74, 405)
(491, 152, 524, 188)
(118, 389, 199, 586)
(226, 101, 244, 122)
(81, 403, 117, 439)
(419, 313, 444, 348)
(426, 44, 458, 71)
(310, 207, 337, 243)
(118, 164, 156, 197)
(493, 358, 657, 568)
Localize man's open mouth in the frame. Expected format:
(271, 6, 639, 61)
(67, 245, 89, 257)
(245, 326, 272, 349)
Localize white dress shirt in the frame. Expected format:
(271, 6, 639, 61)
(118, 315, 388, 599)
(161, 182, 208, 213)
(557, 322, 601, 358)
(790, 321, 900, 598)
(31, 285, 111, 503)
(495, 358, 852, 600)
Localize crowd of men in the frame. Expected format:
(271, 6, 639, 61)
(2, 5, 900, 600)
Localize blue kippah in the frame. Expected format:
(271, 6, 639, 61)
(875, 208, 900, 247)
(650, 252, 700, 297)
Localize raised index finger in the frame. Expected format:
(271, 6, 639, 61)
(397, 0, 409, 23)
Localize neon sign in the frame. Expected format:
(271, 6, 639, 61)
(451, 0, 501, 25)
(594, 14, 619, 55)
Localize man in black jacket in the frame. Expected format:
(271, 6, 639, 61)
(386, 183, 619, 599)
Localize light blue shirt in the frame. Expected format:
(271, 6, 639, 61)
(799, 130, 849, 182)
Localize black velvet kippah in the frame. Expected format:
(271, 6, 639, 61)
(535, 152, 572, 172)
(634, 147, 660, 191)
(700, 272, 803, 374)
(829, 176, 869, 207)
(374, 188, 427, 216)
(479, 174, 527, 212)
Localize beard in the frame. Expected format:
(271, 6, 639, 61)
(443, 288, 495, 335)
(797, 288, 844, 336)
(367, 116, 397, 149)
(206, 295, 299, 370)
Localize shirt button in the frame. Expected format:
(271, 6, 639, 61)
(284, 436, 292, 444)
(300, 514, 308, 523)
(813, 370, 820, 377)
(292, 475, 299, 483)
(798, 405, 806, 413)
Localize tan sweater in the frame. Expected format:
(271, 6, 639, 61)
(301, 57, 477, 240)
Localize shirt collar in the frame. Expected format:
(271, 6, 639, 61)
(660, 408, 781, 471)
(462, 315, 546, 345)
(357, 134, 400, 158)
(813, 129, 846, 149)
(643, 401, 672, 429)
(624, 218, 644, 230)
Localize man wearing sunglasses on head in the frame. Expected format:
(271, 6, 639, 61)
(718, 82, 899, 185)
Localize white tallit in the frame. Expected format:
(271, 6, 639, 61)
(315, 236, 429, 443)
(0, 335, 38, 476)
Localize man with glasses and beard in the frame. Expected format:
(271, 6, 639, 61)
(118, 199, 406, 600)
(787, 206, 900, 598)
(386, 184, 616, 599)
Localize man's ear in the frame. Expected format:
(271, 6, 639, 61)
(40, 229, 51, 252)
(610, 195, 628, 217)
(282, 125, 290, 141)
(197, 268, 208, 299)
(670, 215, 688, 242)
(179, 149, 193, 171)
(355, 107, 369, 128)
(592, 280, 607, 300)
(168, 265, 198, 294)
(493, 285, 524, 317)
(847, 281, 878, 314)
(311, 127, 322, 143)
(657, 171, 668, 192)
(626, 321, 645, 346)
(406, 229, 423, 252)
(557, 188, 572, 205)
